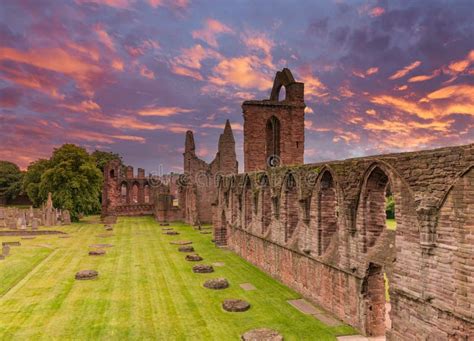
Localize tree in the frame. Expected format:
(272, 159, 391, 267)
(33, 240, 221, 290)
(91, 150, 122, 174)
(22, 159, 51, 207)
(0, 161, 23, 202)
(386, 195, 395, 219)
(40, 144, 103, 221)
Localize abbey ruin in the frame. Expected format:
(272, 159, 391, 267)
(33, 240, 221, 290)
(102, 69, 474, 339)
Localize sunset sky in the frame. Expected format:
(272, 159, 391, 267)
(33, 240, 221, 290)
(0, 0, 473, 173)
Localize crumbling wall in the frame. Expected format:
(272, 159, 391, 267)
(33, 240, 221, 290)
(215, 144, 474, 339)
(181, 120, 238, 225)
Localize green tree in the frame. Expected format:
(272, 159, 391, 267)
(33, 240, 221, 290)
(91, 150, 122, 174)
(22, 159, 51, 207)
(0, 161, 23, 202)
(40, 144, 103, 221)
(386, 195, 395, 219)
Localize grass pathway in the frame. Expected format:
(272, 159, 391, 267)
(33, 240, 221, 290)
(0, 216, 357, 340)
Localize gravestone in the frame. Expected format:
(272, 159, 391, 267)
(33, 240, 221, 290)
(193, 264, 214, 273)
(75, 270, 99, 280)
(32, 218, 39, 230)
(20, 213, 27, 230)
(62, 210, 71, 225)
(204, 278, 229, 290)
(222, 299, 251, 312)
(241, 328, 283, 341)
(185, 254, 203, 261)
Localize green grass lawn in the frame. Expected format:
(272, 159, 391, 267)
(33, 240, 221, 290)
(386, 218, 397, 230)
(0, 216, 356, 340)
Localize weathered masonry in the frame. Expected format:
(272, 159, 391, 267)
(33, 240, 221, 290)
(214, 69, 474, 339)
(101, 160, 182, 221)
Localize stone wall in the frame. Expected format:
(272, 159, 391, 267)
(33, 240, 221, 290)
(243, 68, 305, 172)
(180, 120, 238, 225)
(214, 144, 474, 339)
(101, 160, 182, 221)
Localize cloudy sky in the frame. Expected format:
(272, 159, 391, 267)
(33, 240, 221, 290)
(0, 0, 473, 173)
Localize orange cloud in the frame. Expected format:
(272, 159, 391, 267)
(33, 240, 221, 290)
(92, 114, 190, 133)
(298, 72, 328, 99)
(208, 56, 272, 90)
(112, 59, 124, 71)
(138, 106, 194, 117)
(353, 66, 378, 78)
(0, 46, 102, 96)
(372, 84, 474, 120)
(192, 19, 233, 48)
(0, 64, 64, 99)
(408, 69, 441, 83)
(171, 65, 203, 80)
(388, 60, 421, 80)
(200, 123, 243, 131)
(448, 50, 474, 73)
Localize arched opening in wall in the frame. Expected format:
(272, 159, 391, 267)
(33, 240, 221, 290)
(278, 85, 286, 101)
(220, 210, 227, 245)
(132, 183, 139, 204)
(283, 174, 298, 242)
(359, 165, 395, 335)
(144, 185, 150, 203)
(110, 169, 115, 178)
(120, 183, 128, 204)
(362, 263, 387, 337)
(385, 184, 396, 230)
(266, 116, 281, 168)
(361, 166, 391, 252)
(243, 178, 253, 229)
(317, 171, 338, 255)
(260, 176, 271, 234)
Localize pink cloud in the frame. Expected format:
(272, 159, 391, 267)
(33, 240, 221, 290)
(94, 25, 116, 51)
(75, 0, 133, 9)
(192, 19, 234, 48)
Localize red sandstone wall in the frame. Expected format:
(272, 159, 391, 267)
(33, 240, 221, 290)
(215, 144, 474, 339)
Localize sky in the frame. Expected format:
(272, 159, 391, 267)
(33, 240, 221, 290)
(0, 0, 473, 174)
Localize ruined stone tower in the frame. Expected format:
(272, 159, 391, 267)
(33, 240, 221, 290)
(242, 68, 305, 172)
(181, 121, 238, 225)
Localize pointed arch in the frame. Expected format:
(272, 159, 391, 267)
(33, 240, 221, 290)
(131, 182, 139, 204)
(266, 116, 281, 167)
(243, 176, 253, 229)
(310, 169, 339, 255)
(120, 182, 129, 204)
(259, 175, 272, 234)
(144, 184, 150, 203)
(281, 173, 299, 242)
